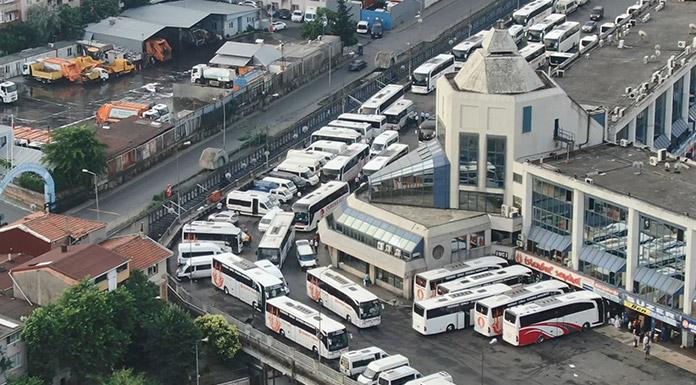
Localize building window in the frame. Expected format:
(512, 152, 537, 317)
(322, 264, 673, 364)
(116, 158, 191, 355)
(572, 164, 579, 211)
(654, 91, 667, 138)
(6, 332, 19, 346)
(690, 66, 696, 104)
(672, 76, 684, 122)
(616, 124, 629, 141)
(635, 107, 648, 144)
(459, 133, 478, 186)
(531, 177, 573, 236)
(339, 252, 368, 273)
(94, 274, 107, 284)
(458, 191, 503, 213)
(376, 268, 403, 290)
(7, 352, 21, 370)
(522, 106, 532, 133)
(67, 47, 72, 56)
(581, 196, 628, 287)
(116, 264, 127, 273)
(486, 135, 506, 188)
(147, 264, 159, 276)
(513, 173, 522, 184)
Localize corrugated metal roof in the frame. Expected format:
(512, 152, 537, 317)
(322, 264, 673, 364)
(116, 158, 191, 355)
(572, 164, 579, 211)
(165, 0, 255, 15)
(579, 245, 626, 273)
(86, 17, 166, 42)
(634, 266, 683, 296)
(122, 3, 209, 29)
(216, 42, 262, 58)
(654, 134, 670, 149)
(671, 118, 688, 138)
(210, 54, 251, 67)
(214, 42, 280, 67)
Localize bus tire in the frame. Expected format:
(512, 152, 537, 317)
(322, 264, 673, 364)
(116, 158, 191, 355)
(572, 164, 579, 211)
(279, 329, 285, 337)
(223, 287, 229, 295)
(582, 322, 591, 331)
(446, 324, 455, 332)
(537, 335, 545, 344)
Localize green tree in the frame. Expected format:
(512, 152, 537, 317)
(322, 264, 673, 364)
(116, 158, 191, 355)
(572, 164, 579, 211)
(7, 375, 44, 385)
(99, 369, 159, 385)
(0, 22, 38, 55)
(22, 282, 135, 381)
(139, 305, 201, 384)
(80, 0, 119, 24)
(27, 4, 62, 43)
(334, 0, 357, 46)
(42, 125, 107, 190)
(122, 271, 165, 371)
(301, 7, 335, 40)
(57, 5, 85, 40)
(194, 314, 242, 362)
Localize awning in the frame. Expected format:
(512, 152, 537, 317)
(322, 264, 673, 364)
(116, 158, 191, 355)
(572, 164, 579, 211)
(634, 266, 683, 296)
(671, 118, 688, 138)
(579, 245, 626, 273)
(528, 226, 571, 252)
(689, 104, 696, 122)
(654, 134, 670, 149)
(209, 54, 251, 67)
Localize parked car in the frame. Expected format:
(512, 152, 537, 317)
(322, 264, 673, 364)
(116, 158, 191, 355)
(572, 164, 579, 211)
(356, 20, 369, 34)
(348, 59, 367, 71)
(207, 210, 239, 224)
(271, 21, 287, 31)
(582, 20, 597, 33)
(295, 239, 318, 269)
(590, 6, 604, 21)
(371, 19, 383, 39)
(239, 0, 257, 7)
(276, 9, 291, 19)
(291, 10, 304, 22)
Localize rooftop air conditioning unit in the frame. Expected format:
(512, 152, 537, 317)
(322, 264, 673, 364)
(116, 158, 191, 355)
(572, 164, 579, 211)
(620, 139, 630, 147)
(657, 148, 667, 161)
(509, 206, 520, 217)
(649, 156, 659, 166)
(678, 41, 687, 49)
(516, 239, 525, 248)
(584, 177, 594, 184)
(377, 241, 385, 251)
(394, 248, 402, 258)
(501, 204, 509, 217)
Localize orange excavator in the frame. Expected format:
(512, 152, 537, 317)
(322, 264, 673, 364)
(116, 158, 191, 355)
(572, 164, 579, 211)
(145, 38, 173, 63)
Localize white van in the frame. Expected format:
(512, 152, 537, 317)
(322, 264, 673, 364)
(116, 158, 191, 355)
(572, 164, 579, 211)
(306, 140, 347, 155)
(340, 347, 389, 379)
(286, 150, 329, 168)
(357, 355, 410, 385)
(176, 255, 213, 280)
(377, 367, 421, 385)
(554, 0, 578, 15)
(176, 242, 223, 265)
(258, 207, 284, 232)
(370, 131, 399, 158)
(283, 156, 323, 175)
(304, 7, 317, 23)
(274, 161, 320, 186)
(262, 176, 298, 195)
(404, 372, 453, 385)
(254, 259, 289, 292)
(226, 190, 280, 217)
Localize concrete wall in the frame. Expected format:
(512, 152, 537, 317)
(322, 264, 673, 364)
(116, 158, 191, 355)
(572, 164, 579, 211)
(3, 184, 43, 210)
(12, 269, 73, 306)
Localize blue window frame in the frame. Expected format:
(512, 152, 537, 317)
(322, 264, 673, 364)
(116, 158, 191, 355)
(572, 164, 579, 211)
(522, 106, 532, 133)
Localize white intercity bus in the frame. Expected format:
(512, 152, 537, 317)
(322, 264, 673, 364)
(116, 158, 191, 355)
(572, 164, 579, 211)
(512, 0, 554, 28)
(256, 212, 296, 268)
(328, 120, 374, 142)
(362, 144, 409, 177)
(311, 126, 363, 145)
(543, 21, 581, 53)
(436, 265, 533, 295)
(320, 143, 370, 183)
(451, 30, 488, 70)
(519, 43, 547, 70)
(412, 284, 511, 335)
(265, 296, 350, 359)
(526, 13, 567, 43)
(502, 291, 606, 346)
(472, 280, 569, 337)
(292, 181, 350, 231)
(411, 54, 455, 94)
(307, 266, 383, 328)
(383, 100, 415, 131)
(413, 256, 509, 300)
(211, 253, 288, 311)
(181, 221, 244, 254)
(358, 84, 404, 115)
(338, 113, 387, 137)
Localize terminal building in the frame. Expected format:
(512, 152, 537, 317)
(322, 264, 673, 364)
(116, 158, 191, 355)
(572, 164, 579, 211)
(319, 0, 696, 348)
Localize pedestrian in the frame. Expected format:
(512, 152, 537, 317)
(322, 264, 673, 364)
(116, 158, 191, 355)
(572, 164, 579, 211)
(424, 112, 431, 120)
(633, 327, 640, 348)
(643, 333, 650, 350)
(644, 339, 651, 359)
(313, 233, 320, 247)
(363, 274, 371, 287)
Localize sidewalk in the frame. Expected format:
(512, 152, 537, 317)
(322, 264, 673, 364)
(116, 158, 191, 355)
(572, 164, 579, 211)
(596, 325, 696, 375)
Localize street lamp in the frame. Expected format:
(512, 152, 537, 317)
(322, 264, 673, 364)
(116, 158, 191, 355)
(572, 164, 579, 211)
(81, 169, 99, 221)
(481, 338, 497, 385)
(195, 337, 209, 385)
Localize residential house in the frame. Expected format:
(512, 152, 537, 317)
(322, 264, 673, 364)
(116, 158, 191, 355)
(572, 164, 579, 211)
(0, 296, 34, 385)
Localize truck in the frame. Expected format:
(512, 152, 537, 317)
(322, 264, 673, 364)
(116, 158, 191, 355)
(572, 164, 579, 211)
(0, 81, 18, 104)
(22, 60, 66, 83)
(81, 67, 110, 82)
(190, 64, 236, 88)
(145, 38, 173, 63)
(96, 101, 153, 125)
(142, 104, 171, 122)
(99, 58, 136, 76)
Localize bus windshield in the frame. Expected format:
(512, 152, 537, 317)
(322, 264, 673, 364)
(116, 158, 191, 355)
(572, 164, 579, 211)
(451, 49, 470, 62)
(411, 72, 428, 86)
(325, 330, 349, 351)
(359, 300, 383, 319)
(513, 14, 527, 25)
(293, 210, 310, 226)
(265, 283, 287, 299)
(322, 168, 341, 180)
(527, 29, 543, 42)
(258, 248, 280, 264)
(413, 304, 425, 317)
(544, 38, 559, 51)
(475, 303, 488, 315)
(504, 311, 517, 323)
(1, 84, 17, 93)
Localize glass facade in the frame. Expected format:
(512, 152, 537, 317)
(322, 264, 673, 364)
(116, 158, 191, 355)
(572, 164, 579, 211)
(532, 178, 573, 236)
(580, 196, 628, 287)
(636, 107, 648, 144)
(339, 252, 368, 273)
(370, 140, 450, 208)
(376, 268, 403, 290)
(654, 91, 666, 139)
(458, 191, 503, 213)
(673, 76, 684, 122)
(486, 136, 506, 188)
(616, 124, 629, 141)
(691, 66, 696, 102)
(459, 133, 478, 186)
(634, 215, 685, 309)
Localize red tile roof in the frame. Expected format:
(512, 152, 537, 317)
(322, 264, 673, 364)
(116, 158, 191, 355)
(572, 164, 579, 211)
(0, 253, 37, 292)
(11, 244, 129, 281)
(3, 212, 106, 243)
(100, 234, 172, 271)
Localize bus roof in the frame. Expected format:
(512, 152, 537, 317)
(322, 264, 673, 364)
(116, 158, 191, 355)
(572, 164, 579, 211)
(293, 181, 348, 207)
(360, 84, 404, 110)
(506, 291, 602, 317)
(416, 284, 511, 309)
(414, 54, 454, 74)
(406, 372, 453, 385)
(308, 266, 379, 303)
(382, 99, 414, 115)
(227, 189, 274, 201)
(307, 140, 347, 152)
(452, 30, 488, 52)
(312, 126, 362, 139)
(544, 21, 580, 40)
(416, 256, 508, 280)
(258, 213, 295, 249)
(328, 120, 372, 130)
(277, 160, 312, 172)
(177, 241, 223, 252)
(438, 265, 532, 292)
(476, 280, 569, 308)
(213, 253, 283, 286)
(514, 0, 553, 16)
(362, 144, 409, 174)
(519, 42, 545, 57)
(266, 296, 346, 333)
(183, 221, 241, 235)
(323, 144, 368, 170)
(338, 113, 386, 122)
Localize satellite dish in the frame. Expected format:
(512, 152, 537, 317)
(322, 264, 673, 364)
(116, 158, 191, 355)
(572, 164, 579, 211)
(689, 23, 696, 33)
(639, 30, 647, 39)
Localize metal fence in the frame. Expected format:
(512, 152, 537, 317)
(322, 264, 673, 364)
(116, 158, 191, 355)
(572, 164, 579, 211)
(146, 0, 527, 242)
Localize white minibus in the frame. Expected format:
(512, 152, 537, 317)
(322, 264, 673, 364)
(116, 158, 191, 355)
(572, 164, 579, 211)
(262, 176, 298, 195)
(274, 161, 320, 186)
(175, 255, 213, 280)
(377, 367, 421, 385)
(383, 99, 415, 131)
(357, 355, 410, 385)
(543, 21, 581, 53)
(340, 347, 389, 379)
(176, 241, 223, 265)
(404, 372, 454, 385)
(554, 0, 578, 15)
(370, 131, 399, 157)
(512, 0, 554, 28)
(226, 190, 280, 217)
